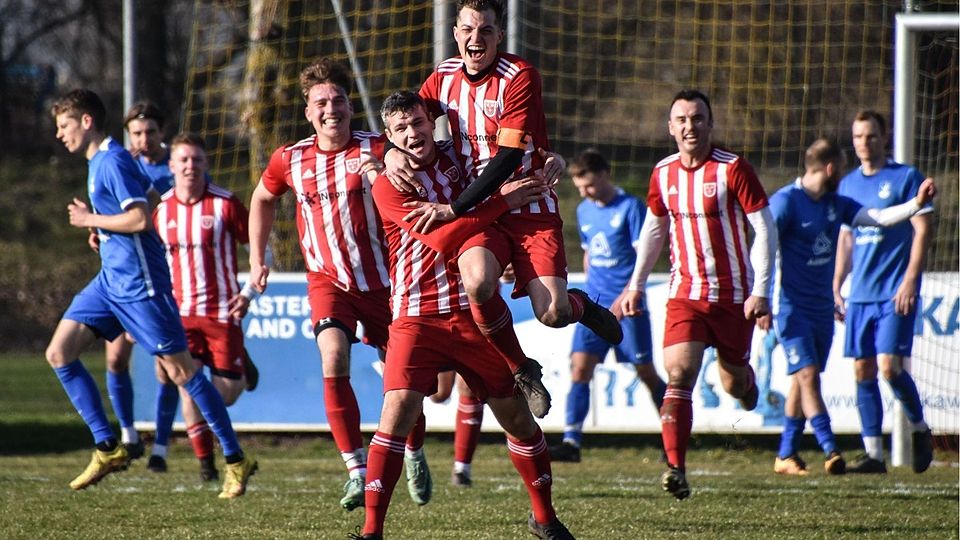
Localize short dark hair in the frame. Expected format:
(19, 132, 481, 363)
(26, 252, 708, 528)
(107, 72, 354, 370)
(124, 100, 165, 129)
(671, 89, 713, 123)
(804, 137, 845, 170)
(457, 0, 504, 27)
(568, 148, 610, 177)
(299, 58, 353, 101)
(380, 91, 427, 126)
(854, 110, 887, 136)
(169, 132, 206, 152)
(51, 88, 107, 131)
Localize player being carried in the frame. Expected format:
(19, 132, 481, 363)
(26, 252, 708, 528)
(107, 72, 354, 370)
(355, 90, 574, 540)
(384, 0, 622, 419)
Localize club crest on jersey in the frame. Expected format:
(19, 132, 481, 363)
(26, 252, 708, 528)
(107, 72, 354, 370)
(483, 99, 498, 118)
(346, 158, 360, 174)
(878, 182, 892, 199)
(444, 166, 460, 182)
(201, 216, 214, 229)
(702, 182, 717, 197)
(827, 204, 837, 222)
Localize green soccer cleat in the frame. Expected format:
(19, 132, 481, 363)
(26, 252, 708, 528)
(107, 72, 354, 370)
(340, 476, 365, 511)
(405, 452, 433, 505)
(218, 455, 257, 499)
(69, 445, 131, 490)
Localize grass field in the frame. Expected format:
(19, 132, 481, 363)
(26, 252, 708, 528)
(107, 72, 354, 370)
(0, 352, 957, 540)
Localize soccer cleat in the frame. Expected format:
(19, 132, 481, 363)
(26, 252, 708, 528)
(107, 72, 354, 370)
(404, 453, 433, 505)
(124, 439, 145, 460)
(69, 445, 131, 490)
(738, 383, 759, 411)
(515, 358, 552, 418)
(242, 348, 259, 392)
(912, 429, 934, 473)
(340, 476, 365, 511)
(548, 442, 581, 463)
(569, 288, 622, 345)
(824, 451, 846, 475)
(527, 512, 575, 540)
(200, 455, 219, 482)
(846, 454, 887, 474)
(218, 455, 257, 499)
(347, 527, 383, 540)
(774, 454, 809, 476)
(451, 469, 472, 488)
(146, 454, 168, 473)
(661, 467, 691, 500)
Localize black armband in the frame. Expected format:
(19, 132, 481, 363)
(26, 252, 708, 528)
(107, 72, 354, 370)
(450, 147, 525, 216)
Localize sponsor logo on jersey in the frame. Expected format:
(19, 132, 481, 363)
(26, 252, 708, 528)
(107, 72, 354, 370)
(589, 232, 612, 258)
(812, 232, 832, 256)
(346, 158, 360, 174)
(483, 99, 498, 118)
(703, 182, 717, 197)
(201, 216, 214, 229)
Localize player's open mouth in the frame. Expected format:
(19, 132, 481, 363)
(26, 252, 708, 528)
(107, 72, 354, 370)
(466, 45, 485, 60)
(408, 140, 425, 151)
(322, 116, 341, 126)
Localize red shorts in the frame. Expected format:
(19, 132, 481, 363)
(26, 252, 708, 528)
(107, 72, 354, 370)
(181, 315, 245, 379)
(498, 212, 568, 298)
(306, 273, 391, 349)
(663, 299, 755, 365)
(383, 311, 515, 400)
(457, 224, 513, 274)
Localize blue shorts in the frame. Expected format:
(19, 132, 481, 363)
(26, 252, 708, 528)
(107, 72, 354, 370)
(774, 311, 833, 375)
(843, 301, 916, 358)
(571, 311, 653, 364)
(64, 280, 187, 356)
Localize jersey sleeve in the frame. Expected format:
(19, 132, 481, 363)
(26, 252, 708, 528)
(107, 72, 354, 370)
(371, 174, 509, 255)
(419, 71, 446, 120)
(768, 190, 791, 234)
(497, 67, 545, 150)
(905, 167, 934, 214)
(108, 154, 150, 210)
(627, 197, 646, 245)
(227, 195, 251, 245)
(646, 170, 669, 217)
(260, 146, 291, 197)
(837, 194, 864, 225)
(575, 202, 589, 249)
(729, 158, 768, 213)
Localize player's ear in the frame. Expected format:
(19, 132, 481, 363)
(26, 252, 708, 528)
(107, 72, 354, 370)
(80, 113, 94, 131)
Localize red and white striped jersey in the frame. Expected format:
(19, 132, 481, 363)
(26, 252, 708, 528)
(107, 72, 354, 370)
(260, 132, 390, 292)
(648, 147, 769, 303)
(153, 184, 248, 322)
(420, 52, 558, 215)
(372, 140, 510, 318)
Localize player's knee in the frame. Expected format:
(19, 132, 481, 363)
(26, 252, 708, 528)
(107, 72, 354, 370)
(463, 273, 498, 303)
(219, 381, 244, 406)
(536, 304, 570, 328)
(44, 344, 69, 368)
(570, 364, 594, 382)
(105, 355, 129, 374)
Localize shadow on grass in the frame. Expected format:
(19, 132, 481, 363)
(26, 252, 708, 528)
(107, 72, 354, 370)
(0, 419, 95, 455)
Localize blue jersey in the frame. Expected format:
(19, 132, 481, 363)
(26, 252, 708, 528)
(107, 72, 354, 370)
(577, 188, 645, 305)
(88, 137, 171, 302)
(769, 179, 861, 317)
(136, 151, 173, 194)
(838, 159, 930, 303)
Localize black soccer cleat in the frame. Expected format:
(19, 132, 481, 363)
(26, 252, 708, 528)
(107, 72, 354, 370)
(147, 454, 168, 473)
(527, 513, 575, 539)
(661, 466, 691, 500)
(847, 453, 887, 474)
(515, 358, 552, 418)
(199, 455, 220, 482)
(124, 439, 145, 460)
(569, 288, 623, 345)
(242, 347, 260, 392)
(912, 429, 934, 473)
(548, 442, 581, 463)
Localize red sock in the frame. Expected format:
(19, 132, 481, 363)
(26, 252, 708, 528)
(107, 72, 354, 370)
(454, 396, 484, 464)
(186, 421, 214, 459)
(661, 385, 693, 470)
(470, 295, 526, 372)
(566, 291, 585, 322)
(324, 377, 363, 453)
(406, 412, 426, 452)
(506, 427, 556, 525)
(363, 432, 406, 536)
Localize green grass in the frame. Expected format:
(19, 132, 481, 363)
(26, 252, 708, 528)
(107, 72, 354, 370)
(0, 352, 957, 539)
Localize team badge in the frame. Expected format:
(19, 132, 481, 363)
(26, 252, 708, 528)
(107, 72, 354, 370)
(702, 182, 717, 197)
(346, 158, 360, 174)
(878, 182, 892, 199)
(201, 216, 214, 229)
(827, 204, 837, 222)
(483, 99, 498, 118)
(444, 166, 460, 182)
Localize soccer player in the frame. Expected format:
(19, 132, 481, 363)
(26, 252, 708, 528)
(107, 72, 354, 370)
(619, 89, 777, 500)
(46, 89, 256, 498)
(247, 59, 429, 511)
(766, 138, 936, 476)
(384, 0, 622, 418)
(833, 111, 936, 474)
(125, 100, 174, 192)
(549, 149, 666, 463)
(150, 133, 261, 481)
(357, 90, 573, 540)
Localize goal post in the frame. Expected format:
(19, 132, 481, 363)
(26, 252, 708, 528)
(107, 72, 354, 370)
(891, 10, 960, 467)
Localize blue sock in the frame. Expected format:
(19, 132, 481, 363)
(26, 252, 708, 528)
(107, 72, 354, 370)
(54, 360, 114, 445)
(106, 370, 135, 429)
(154, 383, 180, 447)
(651, 378, 667, 410)
(810, 413, 837, 455)
(182, 370, 242, 457)
(886, 370, 925, 424)
(563, 382, 590, 446)
(857, 379, 884, 437)
(778, 415, 805, 458)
